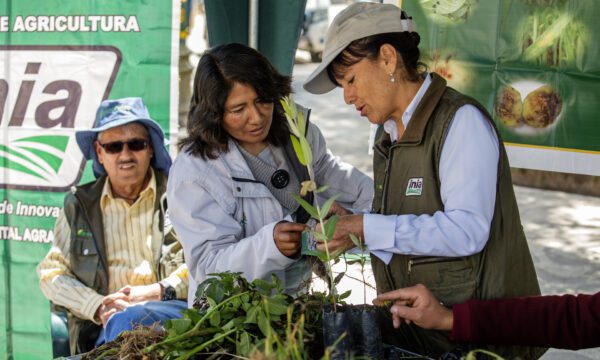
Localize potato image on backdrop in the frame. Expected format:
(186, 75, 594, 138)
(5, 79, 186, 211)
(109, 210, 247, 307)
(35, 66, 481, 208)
(522, 85, 563, 128)
(495, 85, 523, 127)
(494, 81, 563, 134)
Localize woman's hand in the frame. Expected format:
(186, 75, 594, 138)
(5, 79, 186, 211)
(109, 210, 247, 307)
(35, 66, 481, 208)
(316, 214, 364, 254)
(325, 201, 352, 219)
(373, 284, 454, 331)
(273, 221, 306, 257)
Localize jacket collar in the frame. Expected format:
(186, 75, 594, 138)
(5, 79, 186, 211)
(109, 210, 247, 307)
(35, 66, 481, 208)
(222, 138, 257, 180)
(376, 72, 448, 148)
(399, 72, 447, 144)
(76, 168, 167, 212)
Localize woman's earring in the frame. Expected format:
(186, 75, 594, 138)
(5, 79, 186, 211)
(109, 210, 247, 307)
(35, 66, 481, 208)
(389, 73, 395, 83)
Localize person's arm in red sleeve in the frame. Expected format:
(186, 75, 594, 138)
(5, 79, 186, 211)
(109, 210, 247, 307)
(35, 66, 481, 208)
(452, 292, 600, 350)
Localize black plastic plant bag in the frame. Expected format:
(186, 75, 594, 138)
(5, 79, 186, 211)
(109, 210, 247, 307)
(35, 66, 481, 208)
(349, 305, 384, 360)
(322, 305, 353, 360)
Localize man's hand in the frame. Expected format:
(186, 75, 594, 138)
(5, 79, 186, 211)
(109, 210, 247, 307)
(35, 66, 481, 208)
(102, 283, 162, 309)
(120, 284, 162, 303)
(273, 221, 306, 257)
(95, 298, 129, 327)
(373, 284, 453, 331)
(315, 214, 363, 254)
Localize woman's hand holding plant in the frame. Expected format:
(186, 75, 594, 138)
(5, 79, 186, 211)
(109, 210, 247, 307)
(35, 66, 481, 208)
(316, 214, 364, 254)
(273, 221, 306, 258)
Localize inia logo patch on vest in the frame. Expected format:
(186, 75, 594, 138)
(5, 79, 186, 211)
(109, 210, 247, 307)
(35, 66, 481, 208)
(406, 178, 423, 196)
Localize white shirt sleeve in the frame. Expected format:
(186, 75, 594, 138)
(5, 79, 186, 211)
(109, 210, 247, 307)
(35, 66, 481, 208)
(365, 104, 500, 264)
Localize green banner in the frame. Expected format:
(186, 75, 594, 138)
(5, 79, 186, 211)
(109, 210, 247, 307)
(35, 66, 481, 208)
(402, 0, 600, 176)
(0, 1, 179, 358)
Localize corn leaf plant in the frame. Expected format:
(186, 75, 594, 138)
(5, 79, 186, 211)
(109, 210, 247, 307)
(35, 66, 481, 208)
(518, 7, 589, 67)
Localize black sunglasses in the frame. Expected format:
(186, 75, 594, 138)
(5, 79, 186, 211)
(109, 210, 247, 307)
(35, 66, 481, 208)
(99, 138, 149, 154)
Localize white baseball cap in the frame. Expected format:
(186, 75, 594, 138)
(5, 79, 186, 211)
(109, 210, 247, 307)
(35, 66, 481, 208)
(303, 2, 416, 94)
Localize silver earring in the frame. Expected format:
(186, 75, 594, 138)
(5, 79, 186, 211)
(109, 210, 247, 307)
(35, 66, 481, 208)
(389, 73, 395, 83)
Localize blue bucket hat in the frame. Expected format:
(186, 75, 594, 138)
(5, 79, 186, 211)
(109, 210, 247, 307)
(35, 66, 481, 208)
(75, 97, 172, 178)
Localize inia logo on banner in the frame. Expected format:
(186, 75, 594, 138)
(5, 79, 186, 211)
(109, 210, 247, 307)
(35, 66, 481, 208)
(0, 46, 121, 191)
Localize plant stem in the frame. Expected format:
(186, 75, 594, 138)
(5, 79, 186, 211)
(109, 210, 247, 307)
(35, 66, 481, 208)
(264, 297, 272, 357)
(316, 207, 336, 312)
(361, 260, 367, 306)
(330, 272, 376, 290)
(143, 291, 249, 353)
(94, 348, 118, 360)
(175, 329, 237, 360)
(308, 162, 337, 312)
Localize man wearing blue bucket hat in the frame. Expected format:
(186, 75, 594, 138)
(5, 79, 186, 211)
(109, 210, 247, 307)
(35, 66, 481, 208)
(37, 97, 188, 355)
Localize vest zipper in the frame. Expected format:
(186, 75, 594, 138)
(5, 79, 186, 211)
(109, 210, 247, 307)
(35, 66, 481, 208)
(378, 143, 403, 214)
(373, 144, 391, 213)
(407, 256, 466, 276)
(374, 143, 397, 289)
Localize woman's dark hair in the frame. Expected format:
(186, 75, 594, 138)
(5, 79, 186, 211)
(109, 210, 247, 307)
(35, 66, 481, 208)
(327, 13, 427, 85)
(179, 43, 292, 159)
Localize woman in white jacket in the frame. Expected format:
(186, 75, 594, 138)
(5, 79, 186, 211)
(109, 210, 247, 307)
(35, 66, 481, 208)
(167, 43, 373, 306)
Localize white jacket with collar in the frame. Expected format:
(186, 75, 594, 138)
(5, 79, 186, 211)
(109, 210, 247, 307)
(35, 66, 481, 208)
(168, 115, 374, 306)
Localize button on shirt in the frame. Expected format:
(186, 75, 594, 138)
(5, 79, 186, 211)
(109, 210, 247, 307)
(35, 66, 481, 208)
(365, 73, 500, 264)
(37, 169, 187, 323)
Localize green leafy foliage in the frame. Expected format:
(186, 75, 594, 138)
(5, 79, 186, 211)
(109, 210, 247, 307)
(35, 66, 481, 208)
(290, 135, 307, 166)
(143, 272, 332, 359)
(319, 194, 340, 222)
(281, 95, 352, 311)
(315, 185, 330, 193)
(291, 194, 319, 219)
(324, 215, 338, 240)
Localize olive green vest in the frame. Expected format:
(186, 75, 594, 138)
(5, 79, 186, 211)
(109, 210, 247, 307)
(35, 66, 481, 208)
(61, 171, 181, 354)
(371, 73, 545, 359)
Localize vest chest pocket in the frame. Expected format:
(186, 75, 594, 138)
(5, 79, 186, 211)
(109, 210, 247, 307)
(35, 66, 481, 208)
(408, 256, 478, 306)
(70, 233, 99, 287)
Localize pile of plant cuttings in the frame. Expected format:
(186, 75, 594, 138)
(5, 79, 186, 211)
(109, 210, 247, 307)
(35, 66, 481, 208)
(84, 272, 342, 360)
(82, 324, 166, 360)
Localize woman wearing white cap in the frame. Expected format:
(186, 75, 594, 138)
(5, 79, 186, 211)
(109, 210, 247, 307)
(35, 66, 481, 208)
(304, 2, 544, 358)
